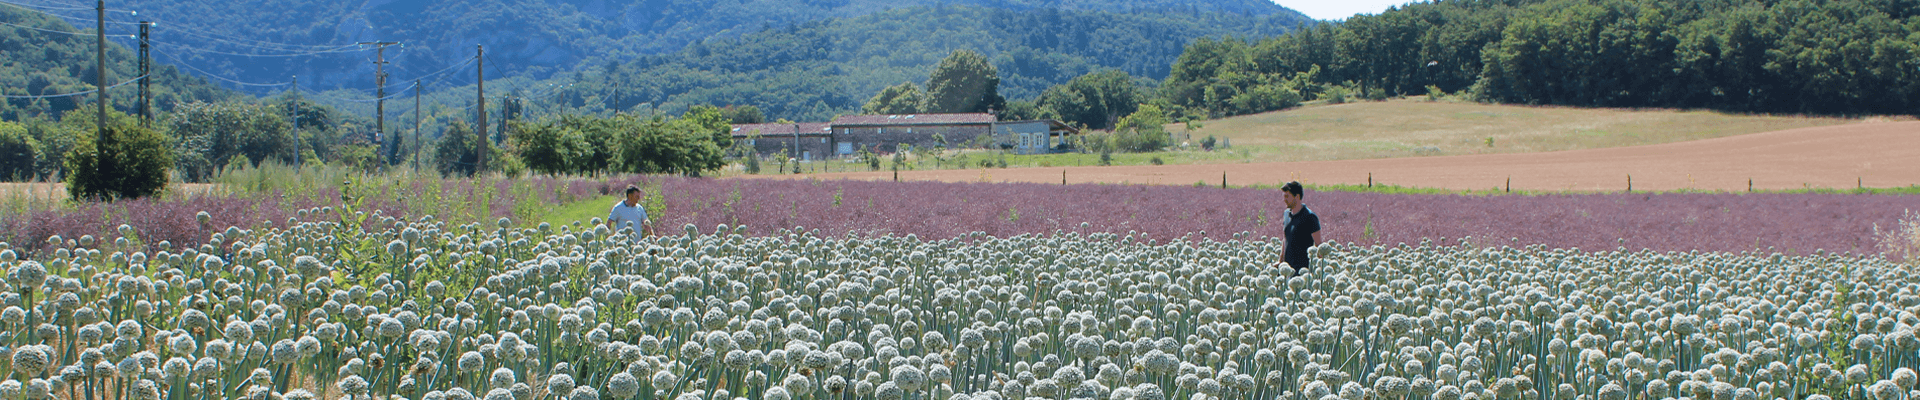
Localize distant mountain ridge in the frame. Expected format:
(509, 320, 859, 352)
(100, 0, 1308, 92)
(0, 6, 235, 121)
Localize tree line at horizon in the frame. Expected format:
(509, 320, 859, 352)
(1173, 0, 1920, 115)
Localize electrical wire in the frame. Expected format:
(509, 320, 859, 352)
(0, 1, 143, 24)
(0, 19, 124, 35)
(0, 73, 148, 99)
(152, 48, 291, 87)
(153, 22, 362, 52)
(148, 39, 362, 58)
(0, 0, 93, 12)
(332, 82, 418, 103)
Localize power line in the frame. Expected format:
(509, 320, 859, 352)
(0, 1, 141, 23)
(0, 0, 98, 12)
(400, 57, 478, 89)
(152, 48, 290, 87)
(0, 19, 126, 35)
(0, 73, 148, 99)
(152, 22, 360, 52)
(148, 39, 362, 58)
(334, 82, 414, 102)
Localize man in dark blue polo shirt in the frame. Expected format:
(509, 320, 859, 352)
(1281, 181, 1321, 276)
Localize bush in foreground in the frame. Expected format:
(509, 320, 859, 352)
(63, 120, 172, 201)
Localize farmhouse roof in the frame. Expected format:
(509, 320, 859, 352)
(995, 119, 1082, 134)
(829, 113, 996, 126)
(730, 123, 832, 138)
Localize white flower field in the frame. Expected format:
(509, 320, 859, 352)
(0, 209, 1910, 400)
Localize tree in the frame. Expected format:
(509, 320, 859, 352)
(863, 83, 925, 115)
(922, 50, 1007, 114)
(164, 102, 296, 182)
(509, 118, 588, 176)
(65, 117, 172, 201)
(1039, 70, 1142, 129)
(1227, 84, 1302, 115)
(997, 100, 1058, 121)
(719, 105, 766, 124)
(0, 121, 38, 180)
(435, 121, 491, 176)
(610, 106, 731, 176)
(1112, 103, 1172, 152)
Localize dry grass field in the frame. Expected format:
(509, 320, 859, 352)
(1175, 98, 1873, 163)
(0, 182, 224, 202)
(768, 120, 1920, 192)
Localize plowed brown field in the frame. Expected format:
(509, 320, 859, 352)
(749, 121, 1920, 192)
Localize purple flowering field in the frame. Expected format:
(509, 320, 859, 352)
(5, 175, 1915, 258)
(651, 178, 1917, 257)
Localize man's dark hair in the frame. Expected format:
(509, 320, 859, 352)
(624, 185, 641, 196)
(1282, 181, 1304, 197)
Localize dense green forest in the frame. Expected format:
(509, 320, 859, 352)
(98, 0, 1303, 92)
(0, 6, 234, 121)
(533, 5, 1307, 121)
(1164, 0, 1920, 116)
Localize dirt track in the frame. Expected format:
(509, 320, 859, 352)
(745, 121, 1920, 191)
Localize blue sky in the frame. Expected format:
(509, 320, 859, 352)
(1275, 0, 1424, 20)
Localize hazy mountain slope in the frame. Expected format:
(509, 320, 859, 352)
(95, 0, 1308, 92)
(0, 6, 236, 121)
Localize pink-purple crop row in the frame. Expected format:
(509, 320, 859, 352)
(4, 176, 1913, 258)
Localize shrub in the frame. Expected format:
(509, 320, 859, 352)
(164, 101, 296, 181)
(1227, 84, 1302, 114)
(1113, 104, 1173, 152)
(434, 121, 489, 176)
(64, 122, 172, 201)
(0, 121, 38, 180)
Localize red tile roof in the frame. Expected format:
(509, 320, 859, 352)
(829, 113, 996, 126)
(730, 123, 832, 138)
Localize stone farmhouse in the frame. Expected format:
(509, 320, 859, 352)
(730, 113, 1079, 160)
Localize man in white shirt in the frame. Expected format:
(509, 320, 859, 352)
(607, 185, 654, 239)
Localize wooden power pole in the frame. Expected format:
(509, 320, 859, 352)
(95, 0, 107, 136)
(475, 45, 486, 175)
(291, 75, 300, 169)
(137, 21, 151, 127)
(359, 41, 399, 163)
(413, 78, 422, 171)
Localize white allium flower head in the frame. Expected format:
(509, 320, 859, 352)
(548, 373, 576, 396)
(490, 367, 515, 390)
(570, 386, 599, 400)
(608, 372, 641, 399)
(338, 375, 370, 396)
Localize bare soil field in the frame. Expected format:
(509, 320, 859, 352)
(757, 121, 1920, 192)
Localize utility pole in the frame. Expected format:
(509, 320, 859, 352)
(413, 78, 421, 171)
(359, 41, 399, 164)
(94, 0, 107, 137)
(137, 21, 151, 127)
(475, 45, 486, 176)
(291, 75, 300, 170)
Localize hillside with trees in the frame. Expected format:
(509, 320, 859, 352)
(94, 0, 1306, 92)
(535, 5, 1307, 121)
(0, 6, 236, 122)
(1161, 0, 1920, 117)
